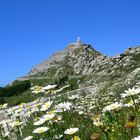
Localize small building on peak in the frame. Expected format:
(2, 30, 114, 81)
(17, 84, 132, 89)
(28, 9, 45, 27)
(67, 37, 87, 49)
(76, 37, 81, 45)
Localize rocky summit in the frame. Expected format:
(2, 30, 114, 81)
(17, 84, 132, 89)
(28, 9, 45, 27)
(18, 38, 140, 81)
(17, 38, 140, 91)
(17, 38, 100, 80)
(28, 38, 100, 76)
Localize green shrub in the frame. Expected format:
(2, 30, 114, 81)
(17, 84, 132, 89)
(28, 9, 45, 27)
(0, 80, 31, 97)
(68, 78, 79, 90)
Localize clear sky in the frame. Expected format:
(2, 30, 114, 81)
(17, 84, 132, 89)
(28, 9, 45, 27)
(0, 0, 140, 86)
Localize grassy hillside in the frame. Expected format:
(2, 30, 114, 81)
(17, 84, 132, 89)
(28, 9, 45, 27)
(0, 46, 139, 139)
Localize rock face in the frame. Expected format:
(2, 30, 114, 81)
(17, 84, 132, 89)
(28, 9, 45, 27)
(17, 39, 140, 95)
(27, 39, 101, 76)
(28, 50, 68, 76)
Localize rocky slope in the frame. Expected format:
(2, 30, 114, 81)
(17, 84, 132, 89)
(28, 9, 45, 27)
(17, 39, 140, 98)
(1, 39, 140, 140)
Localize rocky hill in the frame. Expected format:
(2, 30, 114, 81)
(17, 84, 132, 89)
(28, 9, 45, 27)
(0, 38, 140, 140)
(11, 40, 138, 107)
(17, 38, 140, 93)
(18, 38, 101, 79)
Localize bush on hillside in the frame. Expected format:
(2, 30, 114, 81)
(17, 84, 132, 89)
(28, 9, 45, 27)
(0, 80, 31, 97)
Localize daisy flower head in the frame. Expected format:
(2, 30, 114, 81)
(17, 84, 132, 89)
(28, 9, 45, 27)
(33, 118, 46, 126)
(103, 102, 123, 112)
(132, 135, 140, 140)
(56, 102, 72, 112)
(23, 136, 33, 140)
(40, 101, 53, 111)
(33, 127, 49, 134)
(64, 128, 79, 135)
(121, 87, 140, 98)
(43, 113, 55, 121)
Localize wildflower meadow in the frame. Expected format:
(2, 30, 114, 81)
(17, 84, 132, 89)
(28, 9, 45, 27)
(0, 82, 140, 140)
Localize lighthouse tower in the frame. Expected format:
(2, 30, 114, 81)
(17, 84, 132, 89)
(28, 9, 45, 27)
(76, 37, 81, 45)
(67, 37, 83, 49)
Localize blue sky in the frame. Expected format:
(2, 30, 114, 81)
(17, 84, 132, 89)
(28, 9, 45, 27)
(0, 0, 140, 86)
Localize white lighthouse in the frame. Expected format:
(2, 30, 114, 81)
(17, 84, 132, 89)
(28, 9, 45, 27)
(67, 37, 84, 49)
(76, 37, 81, 44)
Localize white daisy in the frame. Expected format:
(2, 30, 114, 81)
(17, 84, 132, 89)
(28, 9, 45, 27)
(56, 102, 72, 112)
(23, 136, 33, 140)
(33, 127, 49, 133)
(64, 128, 79, 135)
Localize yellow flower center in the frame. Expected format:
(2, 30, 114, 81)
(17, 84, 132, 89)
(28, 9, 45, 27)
(38, 129, 45, 133)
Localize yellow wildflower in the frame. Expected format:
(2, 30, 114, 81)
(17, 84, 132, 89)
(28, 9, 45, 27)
(125, 121, 136, 129)
(90, 133, 100, 140)
(71, 136, 81, 140)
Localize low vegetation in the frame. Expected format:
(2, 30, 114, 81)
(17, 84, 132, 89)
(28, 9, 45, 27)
(0, 82, 140, 140)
